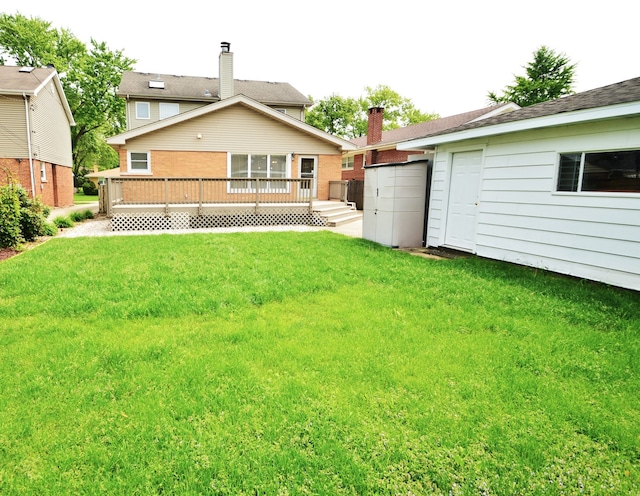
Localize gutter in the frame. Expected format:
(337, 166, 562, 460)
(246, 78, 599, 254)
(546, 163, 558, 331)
(23, 93, 36, 199)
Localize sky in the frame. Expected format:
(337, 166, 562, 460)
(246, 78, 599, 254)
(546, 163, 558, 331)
(2, 0, 638, 117)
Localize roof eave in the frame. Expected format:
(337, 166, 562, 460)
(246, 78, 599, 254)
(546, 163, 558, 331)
(398, 101, 640, 150)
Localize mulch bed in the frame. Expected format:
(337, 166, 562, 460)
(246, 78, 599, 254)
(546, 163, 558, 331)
(0, 247, 20, 262)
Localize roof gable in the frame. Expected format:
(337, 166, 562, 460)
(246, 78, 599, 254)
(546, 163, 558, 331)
(107, 94, 356, 150)
(0, 65, 75, 125)
(118, 71, 312, 107)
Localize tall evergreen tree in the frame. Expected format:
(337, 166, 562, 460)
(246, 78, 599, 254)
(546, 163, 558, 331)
(488, 46, 577, 107)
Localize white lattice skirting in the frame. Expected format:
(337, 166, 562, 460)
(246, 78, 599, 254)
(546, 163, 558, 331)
(110, 207, 326, 231)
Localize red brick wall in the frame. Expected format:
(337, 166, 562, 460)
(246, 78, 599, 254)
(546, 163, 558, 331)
(114, 148, 341, 201)
(0, 158, 73, 207)
(342, 154, 365, 181)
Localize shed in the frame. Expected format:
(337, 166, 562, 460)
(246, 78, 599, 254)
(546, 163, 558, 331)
(363, 159, 431, 248)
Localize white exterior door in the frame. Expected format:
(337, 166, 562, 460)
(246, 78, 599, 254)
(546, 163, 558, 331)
(299, 156, 317, 198)
(444, 150, 483, 251)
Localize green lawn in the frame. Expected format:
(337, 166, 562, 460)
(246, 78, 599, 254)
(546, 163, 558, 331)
(74, 191, 98, 204)
(0, 232, 638, 495)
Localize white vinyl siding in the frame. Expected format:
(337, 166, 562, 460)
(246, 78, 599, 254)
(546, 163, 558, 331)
(428, 116, 640, 290)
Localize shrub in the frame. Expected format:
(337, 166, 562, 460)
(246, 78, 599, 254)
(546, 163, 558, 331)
(70, 211, 85, 222)
(0, 184, 23, 248)
(41, 222, 58, 236)
(53, 216, 74, 228)
(17, 190, 48, 242)
(83, 209, 94, 219)
(82, 181, 98, 196)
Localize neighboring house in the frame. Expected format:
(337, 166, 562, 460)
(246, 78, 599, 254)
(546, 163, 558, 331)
(105, 43, 356, 229)
(117, 42, 312, 130)
(342, 104, 519, 181)
(0, 65, 75, 207)
(396, 76, 640, 291)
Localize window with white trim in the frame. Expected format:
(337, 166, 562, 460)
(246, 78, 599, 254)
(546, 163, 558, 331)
(40, 163, 47, 182)
(159, 102, 179, 119)
(128, 151, 150, 173)
(229, 153, 289, 191)
(342, 156, 354, 170)
(136, 102, 150, 120)
(558, 150, 640, 193)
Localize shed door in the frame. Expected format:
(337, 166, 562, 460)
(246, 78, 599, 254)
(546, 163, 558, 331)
(444, 150, 482, 252)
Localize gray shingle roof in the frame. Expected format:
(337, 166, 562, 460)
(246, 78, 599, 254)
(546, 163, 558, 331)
(419, 76, 640, 140)
(0, 66, 56, 94)
(350, 105, 513, 148)
(118, 71, 312, 106)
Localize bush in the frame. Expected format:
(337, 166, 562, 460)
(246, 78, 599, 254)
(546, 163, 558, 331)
(0, 184, 23, 248)
(17, 189, 48, 242)
(83, 209, 94, 219)
(70, 211, 85, 222)
(53, 216, 74, 228)
(82, 181, 98, 196)
(41, 222, 58, 237)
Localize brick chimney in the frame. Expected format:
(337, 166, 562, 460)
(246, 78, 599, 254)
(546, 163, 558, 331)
(365, 107, 384, 165)
(367, 107, 384, 145)
(219, 41, 234, 99)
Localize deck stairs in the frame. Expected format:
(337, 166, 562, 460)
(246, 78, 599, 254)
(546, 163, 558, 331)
(313, 200, 362, 227)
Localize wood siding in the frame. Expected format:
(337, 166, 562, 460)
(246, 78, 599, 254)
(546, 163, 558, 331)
(429, 117, 640, 290)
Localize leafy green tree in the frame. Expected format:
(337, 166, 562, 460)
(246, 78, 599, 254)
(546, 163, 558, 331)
(0, 13, 134, 177)
(305, 94, 361, 139)
(355, 85, 439, 136)
(306, 85, 438, 139)
(488, 46, 577, 107)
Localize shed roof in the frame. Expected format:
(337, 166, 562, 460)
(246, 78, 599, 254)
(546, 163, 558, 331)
(118, 71, 313, 107)
(399, 76, 640, 149)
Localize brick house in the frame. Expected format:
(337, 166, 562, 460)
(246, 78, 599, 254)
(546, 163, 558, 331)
(107, 42, 355, 202)
(342, 104, 519, 181)
(0, 66, 75, 207)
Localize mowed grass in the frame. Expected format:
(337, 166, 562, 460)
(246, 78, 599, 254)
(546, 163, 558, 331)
(0, 232, 638, 495)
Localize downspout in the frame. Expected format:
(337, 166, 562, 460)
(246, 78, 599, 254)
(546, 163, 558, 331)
(23, 93, 36, 198)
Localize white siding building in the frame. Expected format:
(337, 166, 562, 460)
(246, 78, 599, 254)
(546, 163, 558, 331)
(399, 77, 640, 291)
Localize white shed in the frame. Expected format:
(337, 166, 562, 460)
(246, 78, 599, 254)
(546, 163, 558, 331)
(363, 159, 430, 248)
(398, 77, 640, 291)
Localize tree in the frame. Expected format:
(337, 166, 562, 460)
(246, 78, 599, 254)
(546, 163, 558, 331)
(0, 13, 135, 179)
(306, 85, 438, 140)
(488, 46, 576, 107)
(305, 94, 361, 139)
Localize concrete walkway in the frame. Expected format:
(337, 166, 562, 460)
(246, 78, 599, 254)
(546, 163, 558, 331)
(47, 202, 99, 222)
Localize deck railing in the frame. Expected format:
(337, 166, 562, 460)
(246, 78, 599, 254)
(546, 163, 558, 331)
(106, 177, 313, 217)
(329, 180, 349, 202)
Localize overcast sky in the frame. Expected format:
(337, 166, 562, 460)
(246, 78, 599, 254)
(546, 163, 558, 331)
(2, 1, 637, 117)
